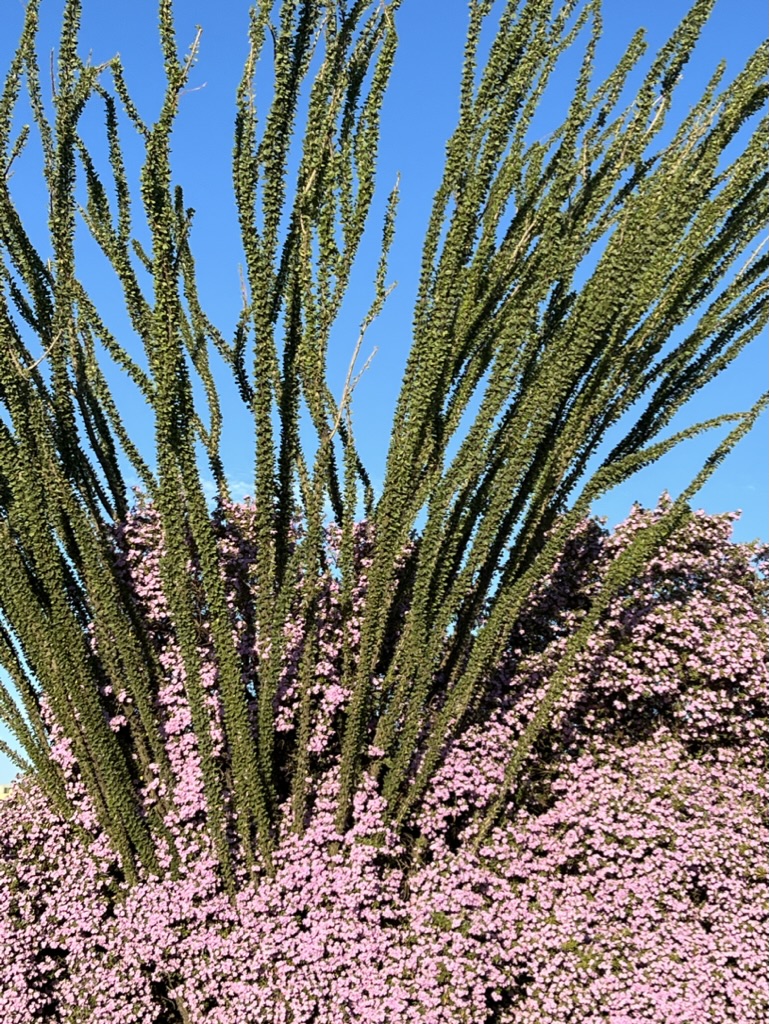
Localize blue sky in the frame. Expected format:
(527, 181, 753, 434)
(0, 0, 766, 782)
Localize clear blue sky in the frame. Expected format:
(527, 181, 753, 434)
(0, 0, 766, 782)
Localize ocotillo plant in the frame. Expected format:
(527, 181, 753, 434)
(0, 0, 767, 902)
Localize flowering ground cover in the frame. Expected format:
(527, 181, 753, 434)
(1, 500, 767, 1022)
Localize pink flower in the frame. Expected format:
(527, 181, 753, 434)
(0, 499, 766, 1022)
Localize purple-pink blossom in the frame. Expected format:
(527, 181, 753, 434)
(0, 497, 766, 1022)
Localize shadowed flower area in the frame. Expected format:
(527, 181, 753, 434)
(1, 500, 766, 1023)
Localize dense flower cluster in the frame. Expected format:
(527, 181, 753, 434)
(1, 499, 767, 1022)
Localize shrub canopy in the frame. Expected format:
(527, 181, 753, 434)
(0, 501, 767, 1021)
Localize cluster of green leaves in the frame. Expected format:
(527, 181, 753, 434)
(0, 0, 402, 889)
(337, 0, 768, 835)
(0, 0, 766, 894)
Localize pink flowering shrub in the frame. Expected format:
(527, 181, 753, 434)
(0, 498, 767, 1023)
